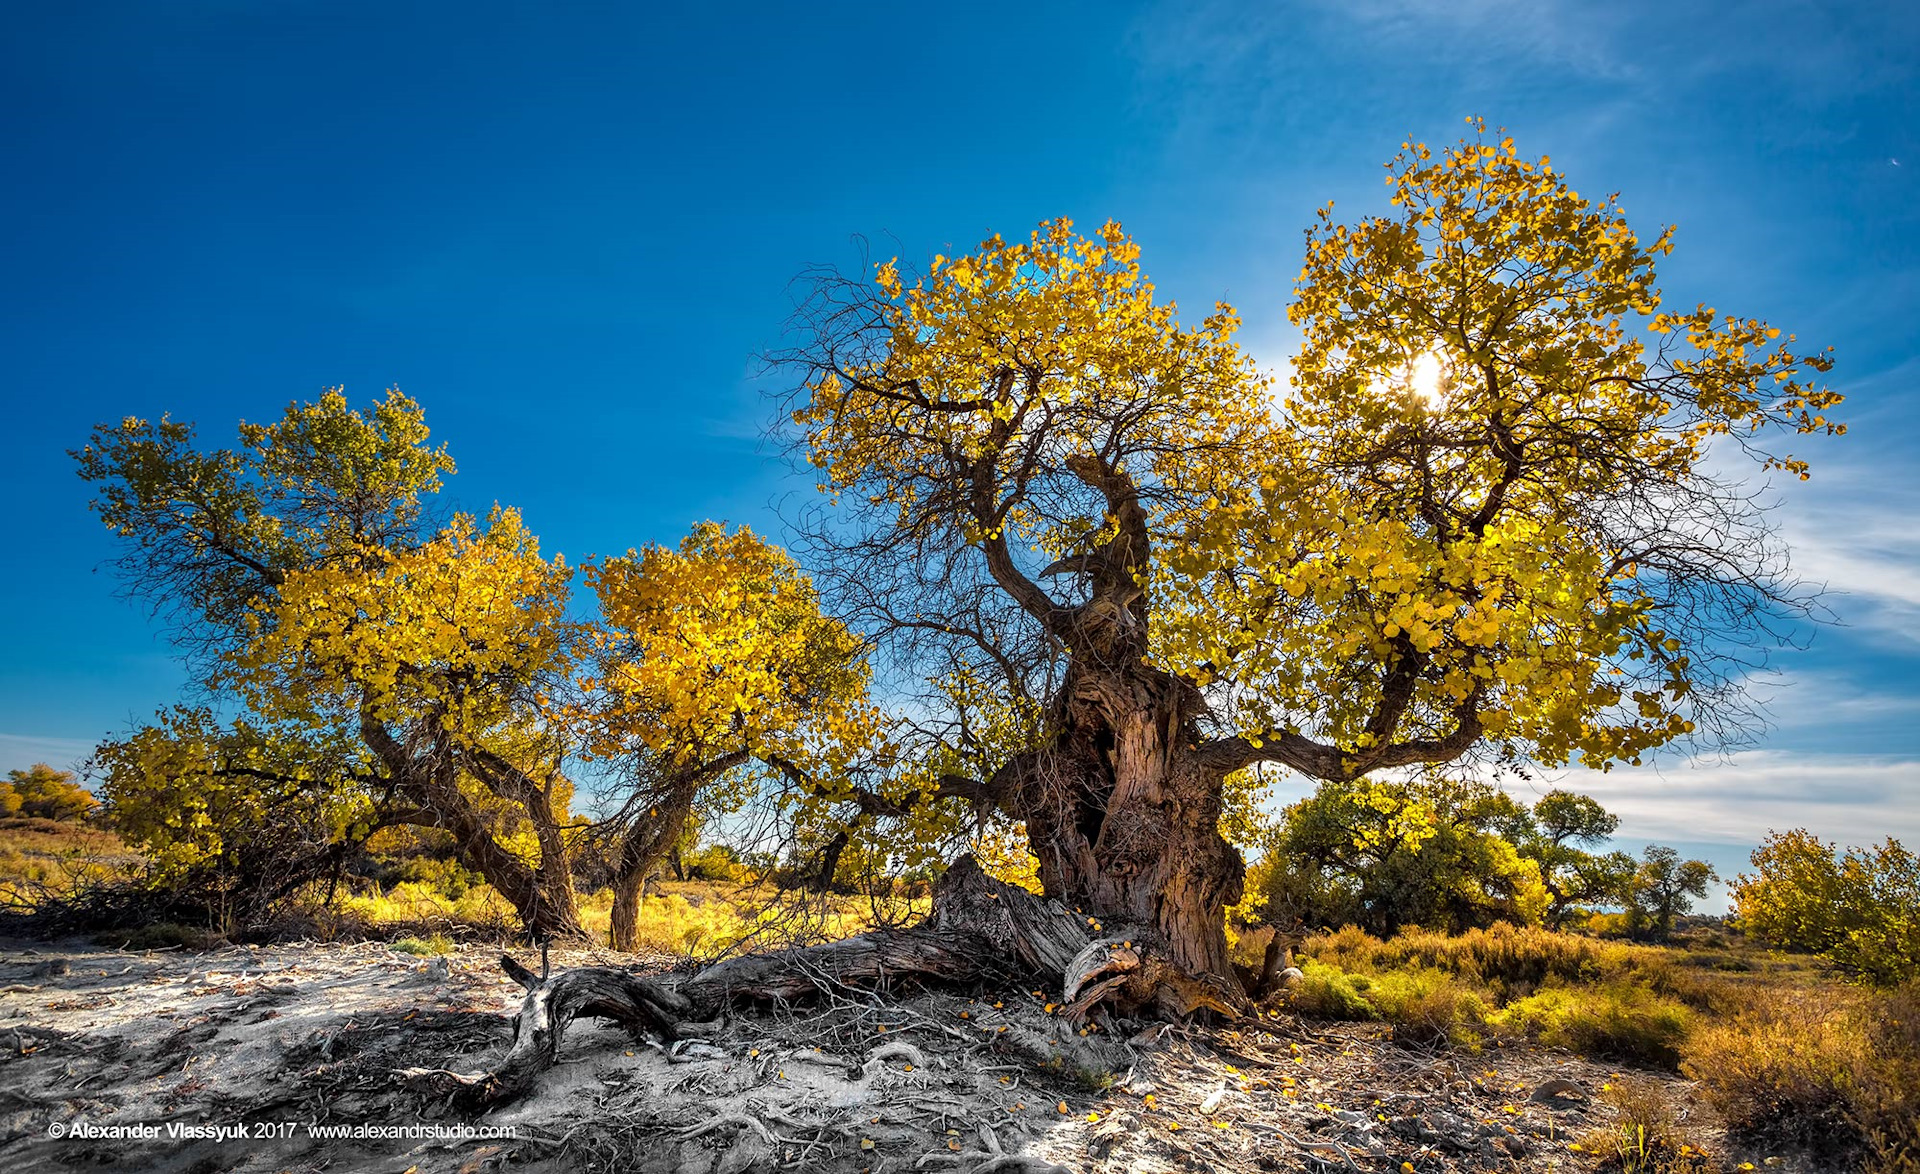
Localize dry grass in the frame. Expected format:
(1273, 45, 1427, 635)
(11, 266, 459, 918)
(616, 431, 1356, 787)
(331, 876, 929, 961)
(1684, 982, 1920, 1172)
(1575, 1076, 1717, 1173)
(0, 817, 141, 921)
(1287, 924, 1721, 1063)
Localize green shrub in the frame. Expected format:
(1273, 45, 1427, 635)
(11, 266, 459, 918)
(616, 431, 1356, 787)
(1304, 921, 1668, 998)
(1735, 830, 1920, 987)
(1288, 959, 1379, 1020)
(1287, 960, 1489, 1046)
(391, 933, 453, 956)
(1494, 984, 1691, 1067)
(391, 856, 483, 901)
(1363, 968, 1487, 1047)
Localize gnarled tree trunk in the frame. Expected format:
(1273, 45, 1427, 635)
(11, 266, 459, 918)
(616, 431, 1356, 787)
(1001, 661, 1245, 984)
(362, 713, 587, 942)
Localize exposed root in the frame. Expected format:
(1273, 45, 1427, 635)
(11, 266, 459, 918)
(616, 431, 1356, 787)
(938, 1155, 1076, 1174)
(865, 1040, 930, 1071)
(442, 857, 1247, 1107)
(674, 1110, 780, 1144)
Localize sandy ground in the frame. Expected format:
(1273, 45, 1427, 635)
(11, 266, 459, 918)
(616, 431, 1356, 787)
(0, 938, 1810, 1174)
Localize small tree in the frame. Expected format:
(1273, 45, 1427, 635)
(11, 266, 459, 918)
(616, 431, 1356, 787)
(1261, 774, 1548, 936)
(578, 522, 880, 951)
(1625, 845, 1716, 940)
(77, 390, 588, 938)
(1, 764, 98, 822)
(1735, 829, 1919, 984)
(1515, 790, 1638, 928)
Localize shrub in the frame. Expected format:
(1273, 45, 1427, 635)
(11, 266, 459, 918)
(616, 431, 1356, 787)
(390, 856, 483, 901)
(682, 844, 752, 883)
(391, 933, 453, 956)
(1683, 985, 1866, 1156)
(1303, 921, 1667, 999)
(1287, 959, 1379, 1021)
(1735, 830, 1920, 986)
(1577, 1076, 1715, 1173)
(1685, 982, 1920, 1172)
(1286, 959, 1488, 1046)
(1855, 983, 1920, 1173)
(1494, 985, 1692, 1067)
(1361, 968, 1487, 1047)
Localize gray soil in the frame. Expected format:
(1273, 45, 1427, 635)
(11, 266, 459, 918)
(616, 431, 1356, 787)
(0, 939, 1823, 1173)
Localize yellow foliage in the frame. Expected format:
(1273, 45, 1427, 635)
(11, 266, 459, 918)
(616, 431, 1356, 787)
(233, 506, 572, 739)
(582, 522, 878, 792)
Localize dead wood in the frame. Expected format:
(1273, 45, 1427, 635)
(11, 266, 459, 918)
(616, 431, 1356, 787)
(430, 856, 1246, 1107)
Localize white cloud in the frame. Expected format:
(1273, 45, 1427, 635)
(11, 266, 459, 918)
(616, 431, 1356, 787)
(1754, 668, 1920, 730)
(0, 734, 98, 774)
(1771, 424, 1920, 646)
(1536, 751, 1920, 851)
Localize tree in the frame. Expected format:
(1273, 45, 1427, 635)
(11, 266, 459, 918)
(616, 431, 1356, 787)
(577, 522, 881, 951)
(1515, 790, 1637, 928)
(781, 124, 1841, 991)
(1, 764, 98, 822)
(1735, 829, 1919, 984)
(76, 390, 589, 939)
(1625, 845, 1716, 940)
(1259, 774, 1548, 936)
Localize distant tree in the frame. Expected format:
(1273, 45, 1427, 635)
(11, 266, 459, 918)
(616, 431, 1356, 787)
(1625, 844, 1717, 940)
(0, 764, 97, 822)
(1514, 790, 1637, 928)
(1260, 775, 1549, 936)
(1734, 829, 1918, 985)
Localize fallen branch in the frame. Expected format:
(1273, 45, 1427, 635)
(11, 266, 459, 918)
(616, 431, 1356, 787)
(435, 857, 1242, 1106)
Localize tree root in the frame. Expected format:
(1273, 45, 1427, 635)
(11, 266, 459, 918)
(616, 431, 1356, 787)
(426, 857, 1246, 1108)
(674, 1110, 780, 1144)
(920, 1122, 1074, 1174)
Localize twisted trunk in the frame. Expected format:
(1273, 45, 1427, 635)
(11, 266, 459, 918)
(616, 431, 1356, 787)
(1001, 661, 1245, 984)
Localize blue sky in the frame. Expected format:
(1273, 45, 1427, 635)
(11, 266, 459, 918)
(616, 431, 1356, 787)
(3, 1, 1915, 904)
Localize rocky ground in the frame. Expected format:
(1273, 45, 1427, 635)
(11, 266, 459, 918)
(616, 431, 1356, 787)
(0, 938, 1824, 1173)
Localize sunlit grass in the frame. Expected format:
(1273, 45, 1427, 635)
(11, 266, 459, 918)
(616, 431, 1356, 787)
(337, 876, 929, 960)
(0, 816, 139, 909)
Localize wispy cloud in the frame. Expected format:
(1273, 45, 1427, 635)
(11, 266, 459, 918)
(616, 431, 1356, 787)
(1537, 751, 1920, 850)
(0, 733, 97, 774)
(1755, 668, 1920, 731)
(1770, 403, 1920, 645)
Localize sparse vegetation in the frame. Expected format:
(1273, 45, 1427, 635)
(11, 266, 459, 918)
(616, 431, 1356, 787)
(1577, 1076, 1717, 1172)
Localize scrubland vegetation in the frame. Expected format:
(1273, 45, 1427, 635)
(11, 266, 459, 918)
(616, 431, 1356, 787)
(7, 772, 1915, 1170)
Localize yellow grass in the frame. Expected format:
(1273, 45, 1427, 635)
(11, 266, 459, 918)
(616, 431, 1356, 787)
(337, 876, 928, 960)
(0, 817, 139, 907)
